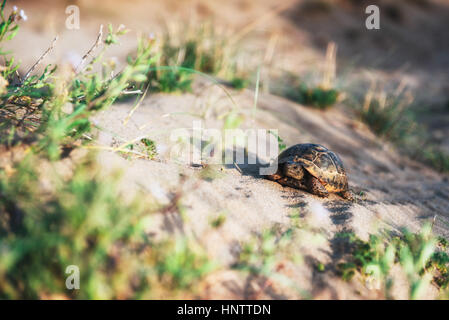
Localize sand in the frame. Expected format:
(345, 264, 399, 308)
(6, 0, 449, 299)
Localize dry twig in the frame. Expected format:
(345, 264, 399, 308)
(21, 35, 58, 85)
(75, 25, 104, 74)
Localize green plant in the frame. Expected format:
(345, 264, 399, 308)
(151, 237, 214, 290)
(0, 1, 24, 80)
(146, 36, 196, 93)
(417, 147, 449, 173)
(0, 19, 158, 158)
(287, 84, 339, 109)
(337, 231, 395, 283)
(337, 226, 449, 299)
(0, 0, 217, 299)
(198, 165, 225, 181)
(0, 155, 150, 299)
(140, 138, 157, 159)
(0, 3, 56, 146)
(229, 77, 249, 90)
(233, 227, 298, 277)
(150, 25, 248, 92)
(232, 227, 310, 298)
(350, 88, 449, 173)
(271, 72, 339, 110)
(222, 110, 244, 130)
(148, 66, 193, 93)
(0, 152, 216, 299)
(357, 93, 416, 142)
(429, 251, 449, 289)
(269, 130, 287, 153)
(316, 262, 325, 272)
(35, 26, 156, 160)
(437, 237, 449, 250)
(209, 212, 227, 229)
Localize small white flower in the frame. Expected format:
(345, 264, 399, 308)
(19, 9, 27, 21)
(12, 6, 18, 12)
(108, 56, 118, 67)
(148, 33, 155, 40)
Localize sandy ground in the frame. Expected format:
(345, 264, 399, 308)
(88, 78, 449, 299)
(5, 0, 449, 299)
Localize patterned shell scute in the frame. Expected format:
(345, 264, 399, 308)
(277, 143, 318, 164)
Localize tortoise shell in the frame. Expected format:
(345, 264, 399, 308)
(277, 143, 349, 193)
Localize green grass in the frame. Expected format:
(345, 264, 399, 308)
(270, 72, 340, 110)
(0, 154, 213, 298)
(229, 76, 249, 90)
(209, 212, 227, 229)
(0, 1, 215, 299)
(0, 155, 151, 299)
(232, 227, 296, 282)
(151, 25, 248, 92)
(350, 90, 449, 173)
(116, 138, 158, 160)
(0, 20, 157, 159)
(285, 84, 339, 110)
(230, 226, 312, 299)
(356, 93, 416, 143)
(417, 146, 449, 173)
(151, 238, 215, 291)
(198, 165, 226, 181)
(337, 226, 449, 299)
(140, 138, 158, 159)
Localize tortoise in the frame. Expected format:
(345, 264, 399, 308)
(268, 143, 353, 200)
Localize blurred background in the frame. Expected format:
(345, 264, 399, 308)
(7, 0, 449, 155)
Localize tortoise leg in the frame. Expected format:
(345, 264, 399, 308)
(276, 176, 307, 190)
(306, 176, 329, 198)
(267, 172, 283, 181)
(267, 163, 284, 181)
(339, 190, 354, 201)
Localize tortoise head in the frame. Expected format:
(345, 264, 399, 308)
(283, 162, 305, 181)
